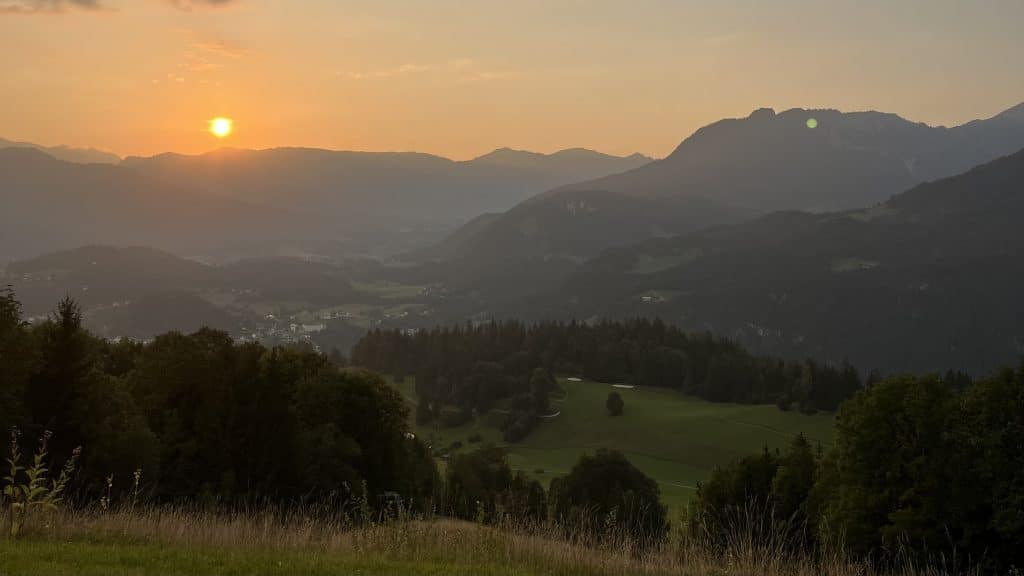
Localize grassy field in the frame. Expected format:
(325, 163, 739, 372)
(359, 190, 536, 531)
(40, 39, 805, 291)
(394, 377, 835, 513)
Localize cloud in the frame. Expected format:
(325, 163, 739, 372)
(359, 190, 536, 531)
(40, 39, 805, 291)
(165, 0, 240, 10)
(0, 0, 103, 13)
(344, 59, 516, 83)
(344, 63, 438, 81)
(192, 38, 248, 59)
(173, 31, 249, 75)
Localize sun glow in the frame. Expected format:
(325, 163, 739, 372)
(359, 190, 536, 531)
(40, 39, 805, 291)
(209, 117, 233, 138)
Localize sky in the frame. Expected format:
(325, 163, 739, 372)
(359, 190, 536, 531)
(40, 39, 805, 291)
(2, 0, 1023, 160)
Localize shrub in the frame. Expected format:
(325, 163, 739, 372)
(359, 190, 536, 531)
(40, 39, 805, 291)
(444, 446, 546, 523)
(501, 411, 537, 443)
(606, 391, 624, 416)
(550, 449, 667, 548)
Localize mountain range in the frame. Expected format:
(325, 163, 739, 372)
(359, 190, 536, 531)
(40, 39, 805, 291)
(432, 103, 1024, 266)
(0, 137, 120, 165)
(0, 144, 650, 263)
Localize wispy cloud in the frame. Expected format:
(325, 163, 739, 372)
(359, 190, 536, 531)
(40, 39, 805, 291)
(192, 38, 248, 59)
(164, 0, 240, 10)
(0, 0, 103, 14)
(344, 63, 437, 81)
(343, 58, 516, 83)
(160, 30, 250, 84)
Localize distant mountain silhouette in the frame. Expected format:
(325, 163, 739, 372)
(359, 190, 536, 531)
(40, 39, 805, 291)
(0, 145, 649, 262)
(436, 102, 1024, 265)
(549, 147, 1024, 375)
(0, 137, 120, 164)
(119, 147, 649, 233)
(0, 148, 289, 263)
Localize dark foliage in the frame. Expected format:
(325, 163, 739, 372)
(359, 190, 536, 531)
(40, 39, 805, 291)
(443, 445, 546, 523)
(606, 391, 624, 416)
(0, 293, 438, 510)
(691, 369, 1024, 571)
(352, 319, 863, 434)
(549, 449, 668, 548)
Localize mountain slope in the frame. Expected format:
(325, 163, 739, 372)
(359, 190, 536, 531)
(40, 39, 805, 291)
(438, 103, 1024, 264)
(551, 148, 1024, 375)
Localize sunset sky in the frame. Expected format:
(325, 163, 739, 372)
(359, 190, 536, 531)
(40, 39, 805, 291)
(3, 0, 1023, 159)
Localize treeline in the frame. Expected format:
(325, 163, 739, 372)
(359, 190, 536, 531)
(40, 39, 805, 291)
(0, 289, 436, 507)
(690, 369, 1024, 572)
(351, 319, 864, 432)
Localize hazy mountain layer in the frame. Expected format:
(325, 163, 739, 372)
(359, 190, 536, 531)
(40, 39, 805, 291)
(549, 148, 1024, 374)
(0, 144, 649, 263)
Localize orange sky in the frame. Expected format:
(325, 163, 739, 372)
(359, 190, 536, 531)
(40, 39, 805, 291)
(2, 0, 1023, 159)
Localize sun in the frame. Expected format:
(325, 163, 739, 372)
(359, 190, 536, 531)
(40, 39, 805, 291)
(209, 117, 233, 138)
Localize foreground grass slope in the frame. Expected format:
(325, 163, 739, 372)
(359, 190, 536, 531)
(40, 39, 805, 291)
(0, 509, 923, 576)
(0, 540, 531, 576)
(0, 511, 673, 576)
(395, 377, 834, 512)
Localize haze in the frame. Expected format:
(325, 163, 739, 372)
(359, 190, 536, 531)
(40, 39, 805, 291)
(2, 0, 1023, 159)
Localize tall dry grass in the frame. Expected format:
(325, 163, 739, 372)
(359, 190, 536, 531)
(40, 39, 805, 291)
(11, 504, 977, 576)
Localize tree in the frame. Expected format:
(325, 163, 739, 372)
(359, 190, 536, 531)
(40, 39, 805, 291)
(550, 449, 667, 547)
(295, 368, 424, 503)
(529, 367, 554, 414)
(502, 471, 547, 523)
(0, 288, 33, 436)
(687, 435, 820, 552)
(24, 297, 95, 461)
(821, 375, 958, 559)
(606, 391, 624, 416)
(444, 445, 514, 521)
(687, 446, 779, 549)
(953, 366, 1024, 570)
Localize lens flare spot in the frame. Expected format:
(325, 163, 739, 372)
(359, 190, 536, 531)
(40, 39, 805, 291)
(806, 117, 818, 129)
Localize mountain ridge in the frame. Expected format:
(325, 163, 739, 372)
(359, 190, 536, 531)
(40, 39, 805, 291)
(431, 102, 1024, 269)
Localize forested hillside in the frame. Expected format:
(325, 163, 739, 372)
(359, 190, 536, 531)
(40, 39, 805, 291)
(352, 319, 864, 443)
(551, 148, 1024, 374)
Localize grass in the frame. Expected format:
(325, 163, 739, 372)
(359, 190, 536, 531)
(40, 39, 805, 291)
(0, 510, 677, 576)
(0, 539, 525, 576)
(395, 377, 835, 514)
(0, 508, 953, 576)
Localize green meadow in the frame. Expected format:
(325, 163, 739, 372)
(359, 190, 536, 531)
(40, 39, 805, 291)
(393, 377, 835, 514)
